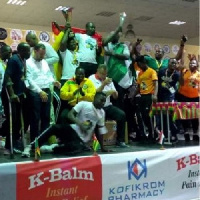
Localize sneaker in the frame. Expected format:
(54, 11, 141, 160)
(116, 141, 129, 148)
(193, 135, 199, 142)
(40, 144, 59, 153)
(184, 133, 190, 142)
(21, 145, 31, 158)
(13, 148, 22, 154)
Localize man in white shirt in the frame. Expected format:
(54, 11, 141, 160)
(89, 64, 128, 148)
(22, 92, 110, 157)
(26, 32, 60, 124)
(75, 22, 98, 78)
(25, 43, 60, 144)
(26, 33, 59, 74)
(75, 18, 125, 78)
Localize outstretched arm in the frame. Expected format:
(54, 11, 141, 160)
(102, 26, 122, 47)
(130, 38, 142, 59)
(175, 35, 187, 60)
(102, 12, 126, 46)
(60, 28, 70, 52)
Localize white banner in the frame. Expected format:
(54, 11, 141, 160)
(0, 147, 199, 200)
(101, 147, 200, 200)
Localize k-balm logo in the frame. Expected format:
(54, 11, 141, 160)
(29, 167, 94, 190)
(176, 154, 200, 171)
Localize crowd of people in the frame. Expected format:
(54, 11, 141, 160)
(0, 11, 199, 158)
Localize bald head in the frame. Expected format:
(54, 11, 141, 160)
(110, 31, 120, 44)
(17, 42, 30, 60)
(0, 45, 12, 61)
(26, 33, 38, 47)
(85, 22, 95, 36)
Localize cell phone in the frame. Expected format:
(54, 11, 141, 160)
(182, 35, 188, 42)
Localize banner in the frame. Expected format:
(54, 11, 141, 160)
(0, 147, 199, 200)
(16, 156, 102, 200)
(101, 147, 200, 200)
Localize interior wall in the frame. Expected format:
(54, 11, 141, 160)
(0, 22, 51, 32)
(0, 22, 199, 67)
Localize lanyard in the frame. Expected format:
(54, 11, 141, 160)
(156, 60, 163, 68)
(165, 69, 174, 79)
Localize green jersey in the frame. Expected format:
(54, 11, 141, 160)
(144, 56, 169, 73)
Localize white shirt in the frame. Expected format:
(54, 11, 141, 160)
(34, 41, 59, 75)
(26, 56, 54, 93)
(70, 101, 106, 143)
(0, 60, 5, 95)
(60, 49, 80, 80)
(0, 60, 5, 115)
(89, 74, 116, 107)
(75, 33, 97, 64)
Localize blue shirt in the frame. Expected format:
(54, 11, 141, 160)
(158, 68, 180, 102)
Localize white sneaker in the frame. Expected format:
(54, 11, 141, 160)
(40, 144, 58, 153)
(21, 145, 31, 158)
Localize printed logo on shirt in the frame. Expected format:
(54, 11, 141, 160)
(82, 84, 88, 90)
(189, 79, 198, 88)
(72, 53, 79, 65)
(161, 76, 173, 89)
(85, 38, 96, 50)
(140, 81, 147, 90)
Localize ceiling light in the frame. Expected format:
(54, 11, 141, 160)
(169, 21, 186, 25)
(16, 0, 22, 4)
(55, 6, 72, 11)
(11, 0, 18, 4)
(19, 1, 26, 5)
(7, 0, 26, 5)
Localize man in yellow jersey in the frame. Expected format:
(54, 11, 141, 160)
(135, 55, 158, 142)
(59, 67, 96, 124)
